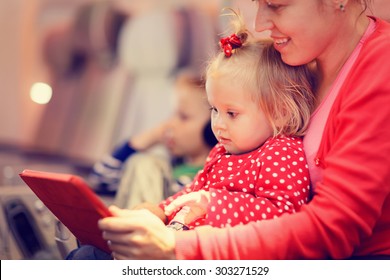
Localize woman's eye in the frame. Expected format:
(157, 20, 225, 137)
(266, 1, 281, 9)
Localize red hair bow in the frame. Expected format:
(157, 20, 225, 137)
(220, 34, 242, 57)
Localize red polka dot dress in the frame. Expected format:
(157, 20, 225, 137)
(160, 136, 310, 229)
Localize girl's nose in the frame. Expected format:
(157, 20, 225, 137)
(212, 114, 226, 132)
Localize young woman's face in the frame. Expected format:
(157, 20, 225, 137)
(163, 84, 211, 159)
(206, 77, 273, 155)
(253, 0, 340, 66)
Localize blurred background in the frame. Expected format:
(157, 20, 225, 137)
(0, 0, 387, 260)
(0, 0, 261, 260)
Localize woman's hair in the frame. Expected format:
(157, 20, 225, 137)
(205, 10, 316, 137)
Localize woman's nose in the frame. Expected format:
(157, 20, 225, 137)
(254, 3, 274, 33)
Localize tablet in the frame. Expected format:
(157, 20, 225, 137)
(19, 169, 112, 254)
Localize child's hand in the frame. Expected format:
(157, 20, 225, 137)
(164, 190, 210, 216)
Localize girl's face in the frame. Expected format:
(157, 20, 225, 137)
(206, 77, 273, 155)
(163, 84, 211, 160)
(253, 0, 341, 66)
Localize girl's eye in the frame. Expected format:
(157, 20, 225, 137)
(227, 111, 237, 118)
(210, 106, 218, 113)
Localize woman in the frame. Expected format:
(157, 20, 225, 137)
(98, 0, 390, 259)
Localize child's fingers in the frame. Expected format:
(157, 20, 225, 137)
(164, 194, 198, 215)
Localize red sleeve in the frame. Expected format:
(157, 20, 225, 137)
(174, 19, 390, 259)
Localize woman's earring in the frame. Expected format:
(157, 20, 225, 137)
(339, 3, 345, 12)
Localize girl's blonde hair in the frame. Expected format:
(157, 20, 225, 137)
(205, 10, 316, 137)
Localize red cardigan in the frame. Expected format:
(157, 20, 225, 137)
(174, 18, 390, 259)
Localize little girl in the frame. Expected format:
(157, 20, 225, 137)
(162, 11, 317, 230)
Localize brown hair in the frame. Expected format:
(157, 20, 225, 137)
(205, 10, 316, 137)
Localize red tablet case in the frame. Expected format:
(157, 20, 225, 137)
(19, 169, 112, 254)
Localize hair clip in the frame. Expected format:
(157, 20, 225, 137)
(220, 34, 242, 57)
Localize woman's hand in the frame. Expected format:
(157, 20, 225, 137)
(99, 206, 176, 260)
(132, 202, 167, 224)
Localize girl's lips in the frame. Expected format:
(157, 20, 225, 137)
(219, 137, 230, 145)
